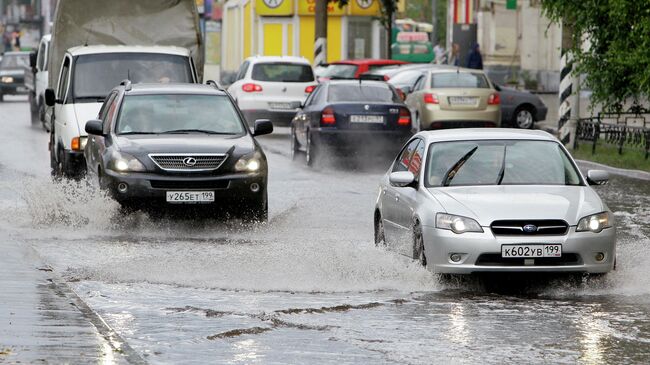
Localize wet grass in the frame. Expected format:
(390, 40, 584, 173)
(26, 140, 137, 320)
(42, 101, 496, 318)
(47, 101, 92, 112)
(571, 143, 650, 172)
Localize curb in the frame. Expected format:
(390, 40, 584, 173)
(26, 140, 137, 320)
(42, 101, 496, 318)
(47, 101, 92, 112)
(577, 159, 650, 181)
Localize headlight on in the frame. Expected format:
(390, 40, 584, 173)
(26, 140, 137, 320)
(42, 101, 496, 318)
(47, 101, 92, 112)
(576, 212, 612, 233)
(436, 213, 484, 234)
(109, 151, 146, 172)
(1, 76, 14, 83)
(235, 152, 263, 172)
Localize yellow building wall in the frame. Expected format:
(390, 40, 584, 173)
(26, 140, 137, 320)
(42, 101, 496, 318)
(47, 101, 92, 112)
(263, 23, 284, 56)
(299, 16, 341, 63)
(244, 2, 252, 58)
(287, 24, 293, 55)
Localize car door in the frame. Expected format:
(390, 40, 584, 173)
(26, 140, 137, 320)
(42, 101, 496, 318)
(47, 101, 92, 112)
(391, 139, 425, 256)
(382, 139, 420, 248)
(296, 85, 324, 146)
(53, 56, 72, 151)
(406, 74, 426, 127)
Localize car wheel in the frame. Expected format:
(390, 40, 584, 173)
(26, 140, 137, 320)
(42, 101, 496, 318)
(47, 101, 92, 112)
(305, 131, 317, 167)
(513, 107, 535, 129)
(290, 126, 300, 161)
(374, 214, 386, 247)
(38, 102, 46, 127)
(412, 221, 427, 267)
(53, 148, 65, 179)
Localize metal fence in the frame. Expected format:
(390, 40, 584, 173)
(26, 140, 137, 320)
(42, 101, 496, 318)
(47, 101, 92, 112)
(575, 108, 650, 160)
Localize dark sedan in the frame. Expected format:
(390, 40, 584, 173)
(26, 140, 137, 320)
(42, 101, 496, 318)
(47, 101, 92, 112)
(0, 51, 30, 101)
(291, 80, 413, 166)
(84, 82, 273, 221)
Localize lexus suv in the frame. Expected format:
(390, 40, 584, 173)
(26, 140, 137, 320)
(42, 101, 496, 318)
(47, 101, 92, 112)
(84, 81, 273, 221)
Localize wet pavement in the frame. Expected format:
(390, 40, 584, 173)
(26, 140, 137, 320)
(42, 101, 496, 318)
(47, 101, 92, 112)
(1, 96, 649, 364)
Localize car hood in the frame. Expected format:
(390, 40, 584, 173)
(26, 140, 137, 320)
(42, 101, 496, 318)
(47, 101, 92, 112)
(114, 134, 254, 155)
(427, 185, 604, 226)
(74, 102, 103, 137)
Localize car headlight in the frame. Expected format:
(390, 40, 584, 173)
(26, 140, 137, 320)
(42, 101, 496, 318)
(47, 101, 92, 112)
(1, 76, 14, 83)
(234, 152, 263, 172)
(109, 151, 146, 172)
(436, 213, 484, 234)
(576, 212, 612, 233)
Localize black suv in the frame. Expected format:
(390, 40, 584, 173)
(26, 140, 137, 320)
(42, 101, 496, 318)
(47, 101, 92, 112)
(84, 81, 273, 221)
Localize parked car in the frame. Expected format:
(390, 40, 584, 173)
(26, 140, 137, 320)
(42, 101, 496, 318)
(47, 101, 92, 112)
(84, 82, 273, 220)
(404, 68, 501, 130)
(374, 128, 616, 275)
(227, 56, 317, 126)
(495, 84, 548, 129)
(0, 51, 30, 101)
(291, 80, 412, 166)
(25, 34, 51, 125)
(319, 59, 407, 80)
(361, 63, 439, 82)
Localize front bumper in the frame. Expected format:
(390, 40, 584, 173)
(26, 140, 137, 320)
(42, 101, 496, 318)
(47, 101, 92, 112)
(422, 225, 616, 274)
(102, 168, 267, 205)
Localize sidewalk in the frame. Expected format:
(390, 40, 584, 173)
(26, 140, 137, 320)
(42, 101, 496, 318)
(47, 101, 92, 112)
(0, 240, 138, 364)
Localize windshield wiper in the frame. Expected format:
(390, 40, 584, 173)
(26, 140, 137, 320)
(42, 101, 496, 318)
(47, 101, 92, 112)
(161, 129, 235, 135)
(496, 145, 507, 185)
(442, 146, 478, 187)
(75, 96, 105, 102)
(118, 131, 158, 135)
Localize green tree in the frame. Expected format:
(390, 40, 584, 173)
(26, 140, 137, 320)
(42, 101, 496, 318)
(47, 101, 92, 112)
(541, 0, 650, 110)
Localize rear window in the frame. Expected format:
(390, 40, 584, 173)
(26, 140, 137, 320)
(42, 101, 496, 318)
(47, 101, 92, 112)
(431, 72, 490, 88)
(328, 84, 401, 103)
(251, 62, 314, 82)
(0, 54, 29, 69)
(321, 64, 358, 79)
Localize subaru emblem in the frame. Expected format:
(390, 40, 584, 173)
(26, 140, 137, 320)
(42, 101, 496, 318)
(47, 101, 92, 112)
(522, 224, 537, 233)
(182, 157, 197, 167)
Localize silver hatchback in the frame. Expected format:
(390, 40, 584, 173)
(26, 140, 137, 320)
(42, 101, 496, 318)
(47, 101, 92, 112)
(374, 129, 616, 274)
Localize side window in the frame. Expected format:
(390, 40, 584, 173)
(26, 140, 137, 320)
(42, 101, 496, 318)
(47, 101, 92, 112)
(236, 61, 250, 80)
(408, 140, 425, 179)
(413, 76, 425, 91)
(393, 139, 421, 173)
(37, 41, 47, 71)
(57, 57, 71, 102)
(102, 93, 119, 134)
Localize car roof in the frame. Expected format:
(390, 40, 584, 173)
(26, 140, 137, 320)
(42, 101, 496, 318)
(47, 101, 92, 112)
(332, 59, 407, 66)
(245, 55, 311, 65)
(323, 79, 391, 87)
(67, 45, 191, 57)
(418, 128, 558, 143)
(123, 83, 228, 96)
(428, 67, 487, 74)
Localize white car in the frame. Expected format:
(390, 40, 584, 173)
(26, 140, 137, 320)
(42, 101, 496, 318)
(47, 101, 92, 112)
(374, 129, 616, 275)
(228, 56, 317, 126)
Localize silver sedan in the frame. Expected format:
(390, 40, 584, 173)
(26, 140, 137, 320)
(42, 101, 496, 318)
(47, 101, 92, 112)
(374, 129, 616, 274)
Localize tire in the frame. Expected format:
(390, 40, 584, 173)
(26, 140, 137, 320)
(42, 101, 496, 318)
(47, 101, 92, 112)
(412, 221, 427, 267)
(290, 126, 300, 161)
(374, 214, 386, 247)
(512, 106, 535, 129)
(38, 102, 46, 128)
(305, 131, 317, 167)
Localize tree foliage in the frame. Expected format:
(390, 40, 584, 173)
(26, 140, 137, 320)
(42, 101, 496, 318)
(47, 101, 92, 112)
(541, 0, 650, 110)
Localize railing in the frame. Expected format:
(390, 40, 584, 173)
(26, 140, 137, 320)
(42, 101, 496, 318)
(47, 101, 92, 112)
(575, 108, 650, 160)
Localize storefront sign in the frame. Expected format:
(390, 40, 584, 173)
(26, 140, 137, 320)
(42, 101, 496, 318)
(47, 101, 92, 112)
(256, 0, 294, 16)
(298, 0, 346, 16)
(349, 0, 380, 16)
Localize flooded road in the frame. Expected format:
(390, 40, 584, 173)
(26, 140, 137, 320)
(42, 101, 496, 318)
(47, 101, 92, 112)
(1, 97, 649, 364)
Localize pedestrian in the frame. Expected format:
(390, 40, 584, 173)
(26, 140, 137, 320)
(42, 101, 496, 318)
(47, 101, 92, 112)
(12, 29, 20, 51)
(433, 42, 445, 64)
(448, 43, 461, 66)
(2, 29, 12, 53)
(466, 43, 483, 70)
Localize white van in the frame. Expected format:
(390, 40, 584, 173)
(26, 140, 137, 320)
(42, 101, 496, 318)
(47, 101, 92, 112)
(25, 34, 51, 127)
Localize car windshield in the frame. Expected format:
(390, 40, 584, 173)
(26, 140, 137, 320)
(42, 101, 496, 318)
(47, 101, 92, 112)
(425, 140, 582, 187)
(0, 54, 29, 69)
(251, 62, 314, 82)
(72, 53, 192, 99)
(115, 94, 245, 135)
(328, 84, 400, 103)
(431, 72, 489, 88)
(321, 64, 358, 79)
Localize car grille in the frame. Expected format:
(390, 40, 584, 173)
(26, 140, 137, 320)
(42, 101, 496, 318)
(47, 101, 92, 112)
(490, 220, 569, 236)
(475, 253, 582, 266)
(149, 180, 230, 190)
(149, 154, 227, 172)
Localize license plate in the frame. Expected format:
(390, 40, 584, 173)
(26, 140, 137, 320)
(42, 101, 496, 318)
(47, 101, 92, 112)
(269, 102, 293, 110)
(166, 191, 214, 204)
(448, 96, 478, 105)
(350, 115, 384, 123)
(501, 244, 562, 258)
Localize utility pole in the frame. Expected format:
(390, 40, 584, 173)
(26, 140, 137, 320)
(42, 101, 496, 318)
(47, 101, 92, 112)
(558, 20, 580, 148)
(431, 0, 437, 44)
(314, 0, 328, 66)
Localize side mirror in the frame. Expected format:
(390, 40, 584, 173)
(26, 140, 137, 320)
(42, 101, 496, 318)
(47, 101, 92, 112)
(44, 88, 56, 106)
(85, 119, 104, 136)
(389, 171, 416, 188)
(253, 119, 273, 136)
(587, 170, 609, 185)
(29, 51, 37, 69)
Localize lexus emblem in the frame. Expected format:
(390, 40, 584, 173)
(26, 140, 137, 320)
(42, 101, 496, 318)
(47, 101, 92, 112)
(522, 224, 538, 233)
(182, 157, 197, 167)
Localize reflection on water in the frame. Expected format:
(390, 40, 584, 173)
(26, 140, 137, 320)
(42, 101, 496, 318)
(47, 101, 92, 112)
(446, 303, 470, 347)
(577, 308, 606, 365)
